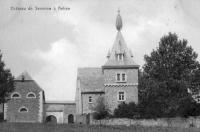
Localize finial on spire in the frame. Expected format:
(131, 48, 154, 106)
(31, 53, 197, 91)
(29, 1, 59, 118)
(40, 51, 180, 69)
(118, 8, 120, 14)
(116, 9, 123, 31)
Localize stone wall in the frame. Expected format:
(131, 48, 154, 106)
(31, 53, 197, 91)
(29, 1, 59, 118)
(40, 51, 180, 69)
(81, 94, 103, 114)
(6, 81, 42, 123)
(90, 117, 200, 128)
(45, 102, 76, 124)
(105, 86, 138, 112)
(63, 103, 76, 123)
(103, 68, 138, 112)
(103, 68, 138, 84)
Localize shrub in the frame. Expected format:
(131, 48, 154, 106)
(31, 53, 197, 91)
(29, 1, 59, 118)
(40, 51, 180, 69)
(92, 97, 110, 120)
(114, 102, 139, 119)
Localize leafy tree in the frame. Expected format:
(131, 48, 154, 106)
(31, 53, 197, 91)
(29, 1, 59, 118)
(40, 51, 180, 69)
(114, 102, 139, 118)
(92, 96, 110, 120)
(0, 51, 15, 120)
(140, 32, 200, 118)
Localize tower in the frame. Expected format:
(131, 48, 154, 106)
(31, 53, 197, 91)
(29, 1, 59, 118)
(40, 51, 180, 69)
(102, 10, 139, 112)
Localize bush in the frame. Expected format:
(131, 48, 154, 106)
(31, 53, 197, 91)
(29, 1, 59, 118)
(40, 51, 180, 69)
(0, 112, 4, 122)
(114, 102, 139, 119)
(92, 97, 110, 120)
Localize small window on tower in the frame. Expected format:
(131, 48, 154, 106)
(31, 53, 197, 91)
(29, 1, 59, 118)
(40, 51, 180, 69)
(122, 73, 126, 81)
(89, 96, 92, 103)
(117, 73, 121, 81)
(118, 91, 125, 101)
(117, 54, 124, 61)
(119, 54, 122, 60)
(116, 73, 127, 82)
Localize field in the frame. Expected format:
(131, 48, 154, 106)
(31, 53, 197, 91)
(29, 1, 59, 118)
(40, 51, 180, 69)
(0, 123, 200, 132)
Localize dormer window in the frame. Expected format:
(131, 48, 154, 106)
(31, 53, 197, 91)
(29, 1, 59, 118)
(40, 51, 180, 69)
(117, 53, 124, 61)
(11, 92, 21, 99)
(21, 75, 25, 82)
(19, 106, 28, 113)
(116, 73, 127, 82)
(26, 92, 36, 98)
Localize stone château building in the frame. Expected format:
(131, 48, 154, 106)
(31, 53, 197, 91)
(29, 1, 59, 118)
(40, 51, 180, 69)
(75, 10, 139, 114)
(4, 11, 139, 124)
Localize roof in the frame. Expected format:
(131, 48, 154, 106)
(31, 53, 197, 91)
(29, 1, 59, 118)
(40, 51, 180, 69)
(15, 71, 33, 81)
(103, 12, 139, 68)
(103, 32, 139, 68)
(77, 67, 104, 92)
(45, 101, 75, 104)
(14, 71, 44, 91)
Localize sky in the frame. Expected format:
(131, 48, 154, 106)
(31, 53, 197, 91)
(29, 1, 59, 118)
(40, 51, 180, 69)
(0, 0, 200, 101)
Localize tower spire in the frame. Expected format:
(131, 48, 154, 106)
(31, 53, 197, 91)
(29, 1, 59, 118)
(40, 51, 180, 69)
(116, 9, 123, 31)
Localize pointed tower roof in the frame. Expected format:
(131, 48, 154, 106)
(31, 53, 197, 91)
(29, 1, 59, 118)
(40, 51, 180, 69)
(103, 10, 139, 68)
(15, 71, 33, 81)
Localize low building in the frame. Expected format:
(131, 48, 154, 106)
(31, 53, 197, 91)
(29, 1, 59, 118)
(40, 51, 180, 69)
(4, 72, 45, 123)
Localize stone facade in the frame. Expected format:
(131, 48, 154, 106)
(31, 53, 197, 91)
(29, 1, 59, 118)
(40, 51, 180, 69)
(45, 101, 76, 123)
(5, 72, 45, 123)
(81, 93, 104, 114)
(6, 72, 76, 124)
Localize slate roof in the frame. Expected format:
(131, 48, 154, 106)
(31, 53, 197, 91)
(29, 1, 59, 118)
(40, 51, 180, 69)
(103, 31, 139, 68)
(103, 11, 139, 68)
(77, 68, 104, 93)
(15, 71, 44, 91)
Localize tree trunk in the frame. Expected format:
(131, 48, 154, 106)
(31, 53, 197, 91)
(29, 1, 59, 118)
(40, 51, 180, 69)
(2, 102, 4, 121)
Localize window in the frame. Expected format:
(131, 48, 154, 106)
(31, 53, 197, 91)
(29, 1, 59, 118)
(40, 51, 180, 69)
(122, 73, 126, 81)
(117, 73, 120, 81)
(116, 73, 127, 82)
(117, 54, 124, 61)
(19, 107, 28, 113)
(11, 92, 21, 99)
(89, 96, 92, 103)
(118, 91, 126, 101)
(26, 92, 36, 98)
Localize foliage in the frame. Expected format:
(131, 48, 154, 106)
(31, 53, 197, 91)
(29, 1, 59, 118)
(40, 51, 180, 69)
(0, 51, 15, 104)
(92, 96, 110, 120)
(139, 32, 200, 118)
(114, 102, 139, 118)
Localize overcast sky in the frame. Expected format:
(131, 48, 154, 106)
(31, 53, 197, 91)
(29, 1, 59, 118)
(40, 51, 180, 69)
(0, 0, 200, 101)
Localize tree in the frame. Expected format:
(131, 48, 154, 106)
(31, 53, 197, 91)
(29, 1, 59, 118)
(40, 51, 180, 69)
(114, 102, 139, 118)
(140, 32, 200, 118)
(92, 96, 110, 120)
(0, 51, 15, 120)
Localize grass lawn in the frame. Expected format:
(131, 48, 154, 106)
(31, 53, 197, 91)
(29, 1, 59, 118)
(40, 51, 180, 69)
(0, 123, 200, 132)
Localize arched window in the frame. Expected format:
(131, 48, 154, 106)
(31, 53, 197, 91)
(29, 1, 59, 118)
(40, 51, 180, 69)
(11, 92, 21, 99)
(19, 106, 28, 113)
(118, 91, 126, 101)
(26, 92, 36, 98)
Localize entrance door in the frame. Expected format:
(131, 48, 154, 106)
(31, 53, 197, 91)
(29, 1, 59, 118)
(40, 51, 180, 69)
(68, 114, 74, 123)
(46, 115, 57, 124)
